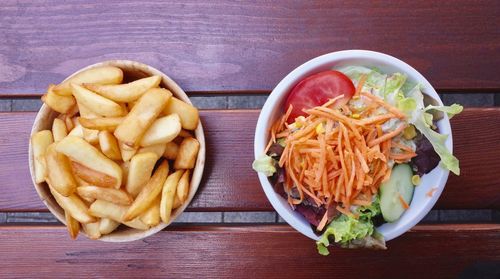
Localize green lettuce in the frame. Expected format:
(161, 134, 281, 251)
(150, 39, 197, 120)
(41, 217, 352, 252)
(252, 155, 277, 177)
(406, 85, 463, 175)
(316, 196, 381, 256)
(424, 104, 463, 119)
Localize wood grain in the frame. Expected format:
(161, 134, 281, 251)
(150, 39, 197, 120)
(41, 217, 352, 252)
(0, 224, 498, 278)
(1, 108, 499, 212)
(0, 0, 499, 95)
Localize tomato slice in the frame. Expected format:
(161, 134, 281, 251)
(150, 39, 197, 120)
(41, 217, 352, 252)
(284, 70, 355, 122)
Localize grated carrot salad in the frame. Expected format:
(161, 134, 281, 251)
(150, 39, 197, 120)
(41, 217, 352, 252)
(266, 92, 417, 223)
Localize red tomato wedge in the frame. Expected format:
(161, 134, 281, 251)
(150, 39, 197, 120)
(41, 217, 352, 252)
(284, 70, 355, 122)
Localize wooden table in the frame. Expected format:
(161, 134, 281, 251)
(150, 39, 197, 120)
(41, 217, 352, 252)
(0, 1, 499, 278)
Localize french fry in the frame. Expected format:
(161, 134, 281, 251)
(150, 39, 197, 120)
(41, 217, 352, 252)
(140, 196, 161, 227)
(71, 161, 118, 189)
(82, 221, 101, 240)
(42, 85, 77, 113)
(89, 200, 148, 230)
(71, 84, 125, 117)
(160, 170, 184, 223)
(52, 118, 68, 142)
(78, 102, 100, 118)
(123, 160, 169, 221)
(45, 143, 76, 196)
(50, 186, 96, 223)
(177, 169, 190, 203)
(173, 194, 182, 209)
(74, 175, 91, 187)
(84, 75, 162, 102)
(163, 97, 199, 130)
(138, 142, 167, 159)
(31, 130, 54, 183)
(65, 211, 80, 240)
(99, 218, 120, 235)
(126, 152, 158, 197)
(65, 104, 80, 118)
(174, 137, 200, 169)
(83, 128, 99, 144)
(98, 131, 121, 160)
(178, 129, 193, 138)
(53, 66, 123, 96)
(65, 114, 75, 131)
(68, 123, 84, 138)
(56, 136, 122, 188)
(163, 141, 179, 160)
(79, 117, 124, 132)
(114, 88, 171, 147)
(119, 141, 137, 162)
(120, 161, 130, 187)
(139, 113, 181, 147)
(77, 186, 132, 206)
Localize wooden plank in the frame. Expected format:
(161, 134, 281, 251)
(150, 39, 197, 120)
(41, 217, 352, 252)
(0, 0, 499, 95)
(1, 108, 499, 212)
(0, 224, 498, 278)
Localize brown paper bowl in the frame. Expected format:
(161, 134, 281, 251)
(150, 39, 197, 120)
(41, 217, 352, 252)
(28, 60, 206, 242)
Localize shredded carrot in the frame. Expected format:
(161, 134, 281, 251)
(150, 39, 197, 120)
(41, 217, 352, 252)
(368, 124, 407, 147)
(361, 92, 406, 118)
(267, 89, 410, 215)
(398, 193, 410, 209)
(354, 74, 367, 97)
(426, 187, 438, 197)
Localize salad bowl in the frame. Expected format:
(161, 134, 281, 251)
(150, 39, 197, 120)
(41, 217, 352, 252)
(254, 50, 456, 246)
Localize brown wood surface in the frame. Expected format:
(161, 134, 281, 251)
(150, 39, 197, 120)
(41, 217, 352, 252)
(0, 224, 498, 278)
(0, 0, 499, 95)
(0, 108, 499, 212)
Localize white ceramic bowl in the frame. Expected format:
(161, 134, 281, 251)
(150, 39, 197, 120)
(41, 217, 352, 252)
(254, 50, 451, 241)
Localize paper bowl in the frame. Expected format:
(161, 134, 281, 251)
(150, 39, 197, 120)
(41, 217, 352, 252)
(29, 60, 206, 242)
(254, 50, 451, 241)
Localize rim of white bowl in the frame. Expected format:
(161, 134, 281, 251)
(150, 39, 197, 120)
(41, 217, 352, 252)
(254, 50, 452, 241)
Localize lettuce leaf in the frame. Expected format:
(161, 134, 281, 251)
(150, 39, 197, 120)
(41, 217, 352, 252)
(252, 155, 276, 177)
(316, 196, 381, 256)
(406, 85, 462, 175)
(424, 104, 463, 119)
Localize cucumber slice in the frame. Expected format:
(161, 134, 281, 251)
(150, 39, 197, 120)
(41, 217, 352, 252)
(380, 164, 414, 222)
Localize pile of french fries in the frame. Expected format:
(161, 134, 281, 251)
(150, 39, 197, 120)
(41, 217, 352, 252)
(31, 66, 201, 240)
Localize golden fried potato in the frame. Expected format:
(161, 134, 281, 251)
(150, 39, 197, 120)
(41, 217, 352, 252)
(45, 143, 76, 196)
(52, 118, 68, 142)
(160, 170, 184, 223)
(177, 169, 190, 203)
(98, 131, 121, 160)
(82, 221, 101, 240)
(56, 136, 122, 188)
(163, 97, 199, 130)
(65, 211, 80, 240)
(140, 196, 161, 227)
(79, 117, 124, 132)
(77, 186, 132, 206)
(114, 88, 171, 147)
(50, 186, 95, 223)
(53, 66, 123, 96)
(98, 218, 120, 235)
(84, 75, 161, 102)
(138, 143, 167, 159)
(72, 84, 125, 117)
(89, 200, 148, 230)
(126, 152, 158, 197)
(139, 113, 181, 147)
(163, 141, 179, 160)
(42, 85, 76, 114)
(174, 137, 200, 169)
(31, 130, 54, 183)
(123, 160, 169, 221)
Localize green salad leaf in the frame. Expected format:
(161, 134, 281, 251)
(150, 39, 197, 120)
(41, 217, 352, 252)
(406, 85, 462, 175)
(316, 196, 381, 256)
(251, 155, 276, 177)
